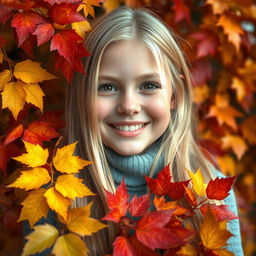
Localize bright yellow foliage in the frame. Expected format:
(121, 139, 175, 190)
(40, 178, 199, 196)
(72, 20, 91, 38)
(1, 81, 26, 119)
(53, 142, 91, 174)
(13, 59, 57, 84)
(44, 187, 71, 220)
(18, 188, 49, 227)
(103, 0, 119, 12)
(177, 243, 197, 255)
(8, 167, 51, 191)
(66, 202, 107, 236)
(13, 141, 49, 167)
(52, 233, 89, 256)
(55, 174, 94, 199)
(22, 224, 59, 256)
(78, 0, 100, 17)
(0, 69, 12, 91)
(187, 168, 207, 197)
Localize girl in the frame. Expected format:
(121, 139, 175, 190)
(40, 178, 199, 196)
(33, 6, 243, 256)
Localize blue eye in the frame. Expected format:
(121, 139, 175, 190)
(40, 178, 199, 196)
(98, 83, 117, 93)
(140, 82, 160, 91)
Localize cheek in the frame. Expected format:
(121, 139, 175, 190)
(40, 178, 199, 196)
(146, 97, 171, 121)
(96, 99, 113, 121)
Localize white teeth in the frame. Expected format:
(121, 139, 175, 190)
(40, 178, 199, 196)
(113, 124, 144, 131)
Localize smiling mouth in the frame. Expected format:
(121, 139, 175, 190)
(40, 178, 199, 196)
(108, 123, 149, 132)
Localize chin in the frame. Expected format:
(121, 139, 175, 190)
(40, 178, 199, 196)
(111, 145, 147, 156)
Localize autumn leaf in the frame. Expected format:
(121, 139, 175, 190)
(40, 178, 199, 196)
(145, 164, 172, 196)
(32, 23, 54, 46)
(8, 167, 51, 191)
(103, 0, 120, 12)
(200, 207, 232, 250)
(217, 155, 236, 176)
(18, 188, 49, 227)
(184, 186, 197, 206)
(191, 59, 212, 86)
(102, 179, 130, 223)
(177, 243, 197, 255)
(44, 187, 71, 220)
(78, 0, 101, 18)
(71, 20, 91, 38)
(206, 0, 229, 15)
(172, 0, 191, 24)
(55, 174, 94, 199)
(0, 69, 12, 91)
(1, 81, 26, 119)
(52, 233, 89, 256)
(4, 124, 24, 145)
(14, 59, 57, 84)
(53, 142, 91, 174)
(168, 179, 190, 200)
(21, 224, 59, 256)
(129, 194, 150, 217)
(241, 115, 256, 145)
(206, 176, 236, 200)
(113, 236, 137, 256)
(136, 209, 183, 250)
(13, 140, 49, 167)
(66, 202, 107, 236)
(187, 168, 207, 197)
(0, 4, 12, 23)
(231, 76, 247, 102)
(11, 11, 44, 46)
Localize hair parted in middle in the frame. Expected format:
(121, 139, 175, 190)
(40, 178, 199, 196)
(65, 6, 217, 255)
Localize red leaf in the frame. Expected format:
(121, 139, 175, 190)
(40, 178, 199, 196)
(0, 4, 12, 24)
(184, 186, 197, 206)
(145, 165, 172, 196)
(11, 11, 44, 46)
(167, 179, 190, 200)
(206, 176, 237, 200)
(191, 59, 212, 86)
(33, 23, 54, 46)
(172, 0, 191, 24)
(113, 236, 137, 256)
(129, 194, 150, 217)
(4, 124, 24, 145)
(49, 3, 85, 25)
(40, 110, 65, 130)
(19, 35, 36, 58)
(136, 210, 183, 250)
(102, 179, 130, 223)
(200, 204, 239, 221)
(44, 0, 79, 6)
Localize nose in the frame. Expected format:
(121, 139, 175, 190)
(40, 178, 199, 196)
(116, 93, 141, 115)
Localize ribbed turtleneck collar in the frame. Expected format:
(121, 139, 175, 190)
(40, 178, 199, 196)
(105, 140, 165, 198)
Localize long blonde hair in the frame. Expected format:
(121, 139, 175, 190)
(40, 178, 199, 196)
(65, 6, 217, 255)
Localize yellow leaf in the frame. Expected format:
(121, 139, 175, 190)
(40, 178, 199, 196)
(0, 48, 3, 63)
(187, 168, 207, 197)
(231, 77, 246, 102)
(217, 155, 236, 176)
(103, 0, 120, 12)
(22, 224, 59, 256)
(221, 134, 247, 159)
(200, 207, 232, 250)
(55, 174, 94, 199)
(52, 233, 89, 256)
(1, 81, 26, 119)
(23, 82, 45, 112)
(78, 0, 101, 17)
(44, 187, 71, 220)
(13, 141, 49, 167)
(53, 142, 91, 174)
(14, 59, 57, 84)
(192, 84, 209, 104)
(206, 0, 229, 15)
(8, 167, 51, 191)
(217, 15, 244, 52)
(72, 20, 91, 38)
(66, 202, 107, 236)
(18, 188, 49, 227)
(0, 69, 12, 91)
(177, 243, 197, 255)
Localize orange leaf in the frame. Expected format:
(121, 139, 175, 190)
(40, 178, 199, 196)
(241, 115, 256, 145)
(113, 236, 136, 256)
(4, 124, 24, 145)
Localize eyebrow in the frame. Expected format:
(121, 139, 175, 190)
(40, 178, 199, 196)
(98, 73, 160, 82)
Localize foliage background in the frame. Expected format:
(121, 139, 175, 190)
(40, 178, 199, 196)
(0, 0, 255, 255)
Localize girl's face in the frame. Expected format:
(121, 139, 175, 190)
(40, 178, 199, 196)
(97, 40, 173, 155)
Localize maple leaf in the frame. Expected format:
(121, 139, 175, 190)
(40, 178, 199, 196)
(113, 236, 137, 256)
(18, 188, 49, 227)
(136, 210, 184, 250)
(52, 233, 89, 256)
(49, 3, 85, 25)
(78, 0, 101, 18)
(19, 34, 36, 58)
(187, 168, 207, 197)
(206, 0, 229, 15)
(55, 174, 94, 199)
(191, 59, 212, 86)
(172, 0, 191, 24)
(129, 194, 150, 217)
(217, 155, 236, 177)
(241, 115, 256, 145)
(71, 20, 91, 38)
(13, 140, 49, 167)
(102, 179, 130, 223)
(44, 187, 72, 220)
(200, 207, 232, 250)
(4, 124, 24, 145)
(145, 164, 172, 196)
(200, 204, 238, 222)
(206, 176, 236, 200)
(217, 15, 244, 52)
(221, 134, 247, 159)
(231, 76, 247, 102)
(168, 179, 190, 200)
(8, 167, 51, 191)
(1, 81, 26, 119)
(0, 69, 12, 91)
(11, 11, 44, 46)
(32, 23, 54, 46)
(14, 59, 57, 84)
(66, 202, 107, 236)
(54, 52, 74, 82)
(53, 142, 91, 174)
(22, 224, 59, 256)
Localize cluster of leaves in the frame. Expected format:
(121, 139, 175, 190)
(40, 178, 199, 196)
(103, 165, 238, 256)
